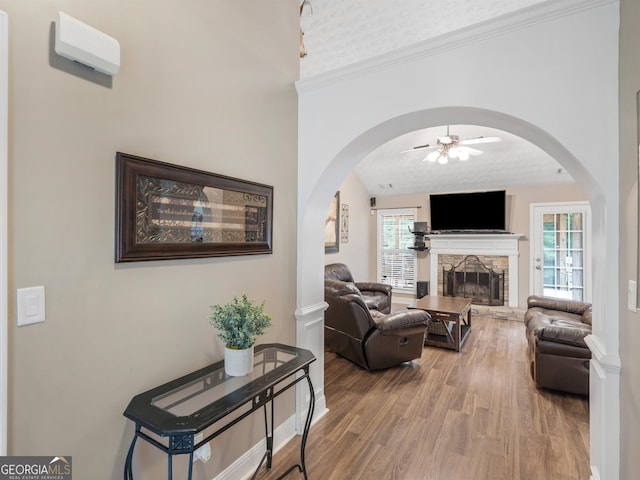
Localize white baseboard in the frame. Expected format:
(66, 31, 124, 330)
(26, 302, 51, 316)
(212, 415, 296, 480)
(212, 401, 328, 480)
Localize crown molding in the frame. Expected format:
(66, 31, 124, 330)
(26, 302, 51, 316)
(296, 0, 618, 94)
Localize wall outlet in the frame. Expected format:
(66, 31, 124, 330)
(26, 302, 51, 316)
(628, 280, 637, 312)
(193, 432, 211, 463)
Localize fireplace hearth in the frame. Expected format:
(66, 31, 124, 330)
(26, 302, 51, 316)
(443, 255, 505, 306)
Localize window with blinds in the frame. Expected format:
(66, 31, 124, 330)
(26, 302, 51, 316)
(377, 208, 417, 292)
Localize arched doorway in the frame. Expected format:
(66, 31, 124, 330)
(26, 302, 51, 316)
(297, 104, 602, 391)
(295, 4, 619, 476)
(296, 107, 617, 478)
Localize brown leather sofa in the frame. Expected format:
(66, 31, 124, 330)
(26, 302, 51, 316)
(324, 279, 430, 370)
(324, 263, 392, 313)
(524, 295, 592, 396)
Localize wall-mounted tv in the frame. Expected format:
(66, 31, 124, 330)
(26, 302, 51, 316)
(429, 190, 507, 233)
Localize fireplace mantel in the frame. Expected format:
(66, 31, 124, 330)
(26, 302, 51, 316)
(427, 234, 523, 307)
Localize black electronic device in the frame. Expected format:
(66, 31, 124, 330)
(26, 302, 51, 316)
(416, 281, 429, 299)
(429, 190, 506, 233)
(412, 221, 429, 234)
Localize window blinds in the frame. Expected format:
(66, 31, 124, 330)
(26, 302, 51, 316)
(378, 209, 416, 291)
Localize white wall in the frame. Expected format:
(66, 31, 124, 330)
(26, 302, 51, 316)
(324, 171, 371, 280)
(618, 0, 640, 476)
(297, 0, 620, 478)
(5, 2, 300, 479)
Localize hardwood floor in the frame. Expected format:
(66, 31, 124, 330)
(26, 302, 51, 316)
(257, 316, 589, 480)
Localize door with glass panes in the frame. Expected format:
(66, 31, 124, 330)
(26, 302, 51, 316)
(531, 202, 591, 301)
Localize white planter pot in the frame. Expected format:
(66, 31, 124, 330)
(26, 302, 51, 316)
(224, 345, 254, 376)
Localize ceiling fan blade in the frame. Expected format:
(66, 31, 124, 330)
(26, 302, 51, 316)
(460, 146, 483, 156)
(424, 150, 441, 162)
(460, 136, 501, 146)
(400, 143, 434, 153)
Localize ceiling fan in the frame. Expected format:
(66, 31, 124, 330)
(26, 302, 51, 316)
(403, 126, 501, 164)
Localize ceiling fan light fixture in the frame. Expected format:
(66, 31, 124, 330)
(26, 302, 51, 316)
(408, 126, 501, 165)
(425, 150, 440, 162)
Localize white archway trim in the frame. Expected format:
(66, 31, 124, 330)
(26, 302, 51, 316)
(295, 301, 329, 425)
(299, 109, 618, 478)
(301, 104, 619, 480)
(586, 334, 622, 373)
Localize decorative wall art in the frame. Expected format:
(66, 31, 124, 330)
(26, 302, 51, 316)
(324, 191, 339, 253)
(341, 204, 349, 243)
(115, 152, 273, 262)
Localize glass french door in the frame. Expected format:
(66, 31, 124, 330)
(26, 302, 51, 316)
(531, 202, 591, 301)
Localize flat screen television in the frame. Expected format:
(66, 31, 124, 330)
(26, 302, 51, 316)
(429, 190, 507, 233)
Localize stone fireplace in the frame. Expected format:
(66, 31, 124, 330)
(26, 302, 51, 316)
(428, 234, 522, 307)
(442, 255, 506, 306)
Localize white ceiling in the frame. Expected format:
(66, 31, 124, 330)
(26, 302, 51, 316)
(299, 0, 546, 79)
(299, 0, 574, 196)
(354, 125, 573, 196)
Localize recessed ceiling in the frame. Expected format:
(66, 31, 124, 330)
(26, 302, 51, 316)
(354, 125, 573, 196)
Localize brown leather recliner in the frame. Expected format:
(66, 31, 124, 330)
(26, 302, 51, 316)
(324, 279, 430, 371)
(324, 263, 392, 313)
(524, 295, 592, 396)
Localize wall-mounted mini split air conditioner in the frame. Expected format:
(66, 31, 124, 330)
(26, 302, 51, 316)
(54, 12, 120, 76)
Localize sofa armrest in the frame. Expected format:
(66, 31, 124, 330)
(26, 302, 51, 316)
(356, 282, 392, 295)
(527, 295, 591, 317)
(533, 324, 591, 348)
(371, 310, 430, 331)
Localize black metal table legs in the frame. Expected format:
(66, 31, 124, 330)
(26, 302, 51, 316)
(125, 368, 315, 480)
(252, 367, 315, 480)
(124, 426, 138, 480)
(284, 370, 315, 480)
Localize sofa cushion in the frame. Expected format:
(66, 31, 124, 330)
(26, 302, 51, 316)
(324, 263, 355, 282)
(362, 291, 389, 311)
(525, 307, 591, 349)
(370, 309, 430, 331)
(534, 338, 592, 358)
(526, 295, 591, 316)
(325, 279, 362, 297)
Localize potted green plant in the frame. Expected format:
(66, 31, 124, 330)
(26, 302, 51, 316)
(208, 293, 272, 376)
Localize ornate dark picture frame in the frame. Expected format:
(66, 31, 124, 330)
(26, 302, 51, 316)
(115, 152, 273, 262)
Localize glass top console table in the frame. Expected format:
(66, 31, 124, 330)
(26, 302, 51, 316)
(123, 343, 316, 480)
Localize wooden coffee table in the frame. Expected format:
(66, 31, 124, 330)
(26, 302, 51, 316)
(408, 296, 472, 351)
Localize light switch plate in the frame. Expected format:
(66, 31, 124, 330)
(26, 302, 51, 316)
(17, 286, 45, 326)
